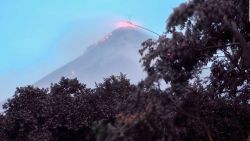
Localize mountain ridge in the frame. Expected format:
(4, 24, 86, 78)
(35, 27, 151, 88)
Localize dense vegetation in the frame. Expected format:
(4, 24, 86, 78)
(1, 0, 250, 140)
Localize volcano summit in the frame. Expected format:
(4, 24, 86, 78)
(35, 27, 152, 87)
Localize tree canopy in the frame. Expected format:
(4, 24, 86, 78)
(0, 0, 250, 141)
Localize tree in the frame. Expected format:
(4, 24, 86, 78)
(97, 0, 250, 141)
(0, 75, 135, 141)
(1, 0, 250, 140)
(116, 0, 250, 140)
(1, 86, 50, 141)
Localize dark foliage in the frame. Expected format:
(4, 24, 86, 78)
(0, 75, 136, 141)
(1, 0, 250, 140)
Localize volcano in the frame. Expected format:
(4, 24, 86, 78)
(35, 27, 151, 87)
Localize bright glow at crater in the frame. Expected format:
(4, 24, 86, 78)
(116, 21, 137, 28)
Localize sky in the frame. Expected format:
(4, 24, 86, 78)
(0, 0, 185, 101)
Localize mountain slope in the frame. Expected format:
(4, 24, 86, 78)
(35, 27, 151, 87)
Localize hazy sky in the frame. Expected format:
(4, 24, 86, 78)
(0, 0, 184, 101)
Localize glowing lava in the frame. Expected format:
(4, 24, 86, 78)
(116, 21, 137, 28)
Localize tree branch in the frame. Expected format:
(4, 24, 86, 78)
(195, 43, 240, 51)
(223, 16, 250, 66)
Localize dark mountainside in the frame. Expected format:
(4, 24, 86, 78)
(1, 0, 250, 141)
(35, 27, 151, 88)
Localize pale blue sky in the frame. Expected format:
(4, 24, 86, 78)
(0, 0, 184, 101)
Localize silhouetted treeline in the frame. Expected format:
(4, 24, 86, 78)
(0, 75, 136, 141)
(1, 0, 250, 140)
(1, 74, 249, 141)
